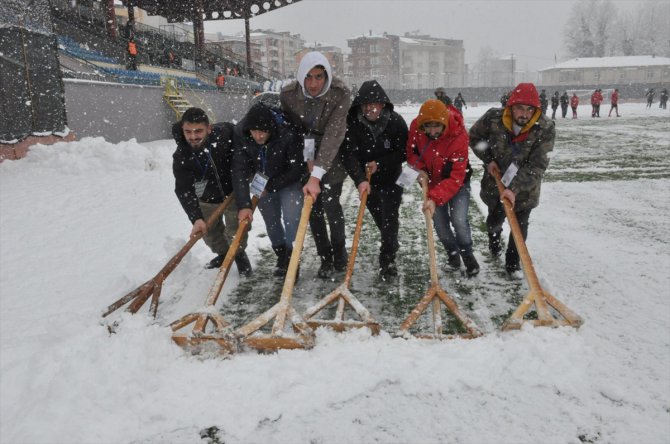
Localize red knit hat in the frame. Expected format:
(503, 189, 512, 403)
(417, 99, 449, 128)
(507, 83, 541, 108)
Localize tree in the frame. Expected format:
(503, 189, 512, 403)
(616, 0, 670, 57)
(563, 0, 618, 58)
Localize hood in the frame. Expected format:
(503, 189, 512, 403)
(296, 51, 333, 99)
(506, 83, 541, 108)
(351, 80, 392, 114)
(242, 103, 278, 136)
(416, 99, 450, 131)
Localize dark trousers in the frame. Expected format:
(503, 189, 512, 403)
(310, 181, 345, 262)
(366, 183, 403, 266)
(486, 202, 532, 267)
(561, 104, 568, 118)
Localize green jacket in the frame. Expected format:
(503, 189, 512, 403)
(469, 107, 555, 211)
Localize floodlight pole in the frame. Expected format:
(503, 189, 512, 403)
(244, 14, 252, 77)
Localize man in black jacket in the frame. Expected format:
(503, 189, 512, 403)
(342, 80, 408, 279)
(172, 107, 252, 274)
(233, 103, 306, 278)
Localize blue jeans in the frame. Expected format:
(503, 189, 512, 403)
(258, 182, 303, 249)
(432, 184, 473, 255)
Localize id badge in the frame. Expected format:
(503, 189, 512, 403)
(501, 162, 519, 187)
(396, 164, 420, 189)
(303, 137, 315, 161)
(250, 172, 269, 197)
(194, 179, 208, 198)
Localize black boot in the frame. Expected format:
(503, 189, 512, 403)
(461, 252, 480, 277)
(332, 243, 348, 272)
(488, 231, 502, 257)
(205, 253, 226, 269)
(446, 251, 461, 270)
(272, 245, 288, 277)
(505, 249, 522, 278)
(234, 251, 252, 277)
(317, 260, 334, 279)
(379, 261, 398, 280)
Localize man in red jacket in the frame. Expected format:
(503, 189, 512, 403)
(608, 89, 620, 117)
(406, 99, 479, 277)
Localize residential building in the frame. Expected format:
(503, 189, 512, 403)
(250, 29, 305, 78)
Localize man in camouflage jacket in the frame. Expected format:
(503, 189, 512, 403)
(469, 82, 555, 276)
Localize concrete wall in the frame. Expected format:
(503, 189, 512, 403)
(63, 80, 251, 143)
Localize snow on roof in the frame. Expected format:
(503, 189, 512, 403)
(539, 55, 670, 71)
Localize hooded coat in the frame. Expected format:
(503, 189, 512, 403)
(469, 83, 555, 211)
(279, 51, 351, 183)
(406, 99, 470, 206)
(172, 122, 235, 223)
(232, 103, 306, 210)
(342, 80, 408, 187)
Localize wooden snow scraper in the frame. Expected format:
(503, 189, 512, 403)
(397, 178, 483, 340)
(302, 170, 381, 334)
(233, 195, 315, 352)
(102, 195, 233, 319)
(491, 170, 583, 331)
(169, 198, 258, 355)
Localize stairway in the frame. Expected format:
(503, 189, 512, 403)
(163, 78, 192, 120)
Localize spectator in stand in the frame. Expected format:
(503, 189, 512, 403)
(539, 89, 548, 115)
(550, 91, 559, 120)
(280, 51, 351, 279)
(646, 88, 655, 108)
(434, 87, 452, 107)
(469, 83, 555, 277)
(232, 103, 306, 278)
(215, 72, 225, 91)
(658, 88, 667, 109)
(342, 80, 408, 280)
(165, 47, 176, 68)
(407, 99, 480, 277)
(127, 38, 138, 71)
(172, 107, 252, 275)
(608, 89, 620, 117)
(570, 93, 579, 118)
(560, 91, 569, 118)
(453, 92, 467, 113)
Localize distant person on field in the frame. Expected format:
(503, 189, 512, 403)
(453, 92, 467, 113)
(280, 51, 351, 279)
(215, 72, 225, 90)
(172, 107, 252, 275)
(608, 89, 620, 117)
(469, 83, 555, 277)
(570, 93, 579, 118)
(127, 38, 138, 71)
(645, 88, 655, 108)
(434, 87, 453, 107)
(560, 91, 569, 118)
(659, 88, 668, 109)
(407, 99, 480, 277)
(342, 80, 408, 280)
(539, 89, 548, 115)
(550, 91, 559, 120)
(591, 89, 603, 117)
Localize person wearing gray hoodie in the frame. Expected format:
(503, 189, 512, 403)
(280, 51, 351, 279)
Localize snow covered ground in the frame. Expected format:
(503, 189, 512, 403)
(1, 102, 669, 444)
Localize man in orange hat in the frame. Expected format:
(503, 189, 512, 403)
(469, 82, 555, 277)
(406, 99, 480, 277)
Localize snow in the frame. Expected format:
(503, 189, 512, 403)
(539, 55, 670, 70)
(1, 102, 669, 444)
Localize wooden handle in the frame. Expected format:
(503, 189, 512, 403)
(343, 169, 372, 287)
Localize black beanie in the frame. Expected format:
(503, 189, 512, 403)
(243, 103, 276, 133)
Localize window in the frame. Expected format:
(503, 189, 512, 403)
(647, 70, 654, 79)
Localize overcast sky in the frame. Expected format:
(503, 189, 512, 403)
(205, 0, 645, 75)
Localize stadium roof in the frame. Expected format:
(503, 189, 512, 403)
(120, 0, 301, 23)
(539, 55, 670, 71)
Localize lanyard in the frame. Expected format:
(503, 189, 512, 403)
(259, 146, 267, 174)
(193, 152, 210, 180)
(413, 140, 432, 168)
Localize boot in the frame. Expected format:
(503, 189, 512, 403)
(446, 251, 461, 270)
(234, 251, 252, 277)
(272, 245, 288, 277)
(332, 243, 348, 272)
(488, 231, 502, 257)
(205, 253, 226, 269)
(379, 262, 398, 280)
(505, 249, 522, 279)
(317, 260, 334, 279)
(461, 252, 480, 277)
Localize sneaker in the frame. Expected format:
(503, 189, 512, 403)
(461, 252, 480, 277)
(446, 251, 461, 270)
(333, 244, 348, 272)
(488, 231, 502, 257)
(317, 260, 334, 279)
(380, 262, 398, 280)
(205, 254, 226, 269)
(234, 251, 252, 277)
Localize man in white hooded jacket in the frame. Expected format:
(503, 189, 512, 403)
(280, 51, 351, 279)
